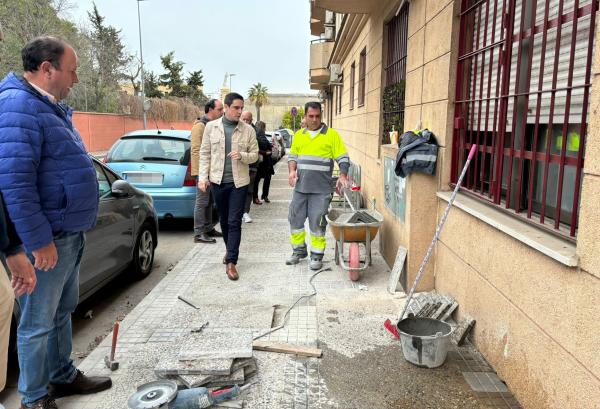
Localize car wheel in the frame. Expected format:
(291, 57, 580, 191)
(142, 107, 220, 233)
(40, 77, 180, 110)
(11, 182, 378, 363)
(132, 222, 155, 280)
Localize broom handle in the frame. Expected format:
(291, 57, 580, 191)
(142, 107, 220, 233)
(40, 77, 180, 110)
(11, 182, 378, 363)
(397, 144, 477, 322)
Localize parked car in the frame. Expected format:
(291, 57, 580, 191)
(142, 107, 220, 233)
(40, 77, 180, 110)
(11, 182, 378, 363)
(104, 130, 195, 219)
(266, 132, 286, 163)
(275, 128, 293, 148)
(8, 156, 159, 356)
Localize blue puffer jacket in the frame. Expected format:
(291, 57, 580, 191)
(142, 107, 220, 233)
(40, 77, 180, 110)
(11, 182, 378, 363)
(0, 73, 98, 252)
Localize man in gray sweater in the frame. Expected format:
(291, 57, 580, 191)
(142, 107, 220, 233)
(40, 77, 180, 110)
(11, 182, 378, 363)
(198, 93, 259, 280)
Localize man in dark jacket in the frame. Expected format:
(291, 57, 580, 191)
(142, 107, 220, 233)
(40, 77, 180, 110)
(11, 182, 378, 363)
(0, 37, 111, 409)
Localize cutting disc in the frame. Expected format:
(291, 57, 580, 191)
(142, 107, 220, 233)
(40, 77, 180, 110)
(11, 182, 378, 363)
(127, 380, 178, 409)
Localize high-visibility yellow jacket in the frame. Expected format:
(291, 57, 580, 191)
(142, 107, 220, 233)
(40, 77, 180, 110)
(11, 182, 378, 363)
(288, 124, 349, 194)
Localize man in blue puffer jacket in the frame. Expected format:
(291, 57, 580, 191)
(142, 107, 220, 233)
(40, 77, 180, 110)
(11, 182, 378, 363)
(0, 36, 111, 409)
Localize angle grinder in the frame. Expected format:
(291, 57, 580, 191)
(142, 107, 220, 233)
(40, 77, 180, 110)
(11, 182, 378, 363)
(127, 379, 253, 409)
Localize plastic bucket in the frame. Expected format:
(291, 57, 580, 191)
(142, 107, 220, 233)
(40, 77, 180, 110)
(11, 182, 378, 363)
(397, 317, 453, 368)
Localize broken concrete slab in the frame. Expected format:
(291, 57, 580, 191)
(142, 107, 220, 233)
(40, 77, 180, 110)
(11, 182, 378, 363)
(154, 356, 234, 376)
(177, 373, 213, 388)
(177, 329, 253, 360)
(205, 368, 245, 388)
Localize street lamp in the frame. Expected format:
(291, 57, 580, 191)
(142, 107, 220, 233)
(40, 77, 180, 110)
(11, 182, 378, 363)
(228, 73, 236, 91)
(137, 0, 148, 129)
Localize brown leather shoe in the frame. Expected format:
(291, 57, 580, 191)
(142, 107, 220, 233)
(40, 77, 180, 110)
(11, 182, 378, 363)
(253, 198, 263, 205)
(226, 263, 239, 280)
(48, 369, 112, 398)
(20, 396, 57, 409)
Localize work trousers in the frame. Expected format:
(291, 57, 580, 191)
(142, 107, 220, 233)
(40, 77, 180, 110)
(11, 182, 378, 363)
(288, 191, 332, 260)
(0, 262, 13, 392)
(18, 232, 84, 406)
(193, 183, 216, 236)
(212, 183, 248, 264)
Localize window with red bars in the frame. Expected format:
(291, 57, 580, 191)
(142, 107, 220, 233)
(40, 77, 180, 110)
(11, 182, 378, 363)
(358, 48, 367, 106)
(350, 62, 356, 110)
(452, 0, 598, 238)
(383, 3, 409, 144)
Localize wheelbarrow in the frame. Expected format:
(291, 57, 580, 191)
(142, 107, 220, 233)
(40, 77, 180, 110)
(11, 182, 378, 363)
(326, 194, 383, 281)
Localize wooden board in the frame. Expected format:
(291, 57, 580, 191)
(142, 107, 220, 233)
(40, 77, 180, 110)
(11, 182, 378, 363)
(252, 341, 322, 358)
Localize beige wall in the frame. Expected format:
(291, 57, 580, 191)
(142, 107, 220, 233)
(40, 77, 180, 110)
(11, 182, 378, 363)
(318, 0, 600, 407)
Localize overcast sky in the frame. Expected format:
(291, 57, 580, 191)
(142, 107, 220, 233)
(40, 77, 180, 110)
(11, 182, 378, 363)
(66, 0, 317, 98)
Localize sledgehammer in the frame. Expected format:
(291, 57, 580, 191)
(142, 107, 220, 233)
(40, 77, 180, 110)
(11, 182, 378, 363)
(104, 321, 119, 371)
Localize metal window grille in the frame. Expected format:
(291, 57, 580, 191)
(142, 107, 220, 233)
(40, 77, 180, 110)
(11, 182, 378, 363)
(358, 48, 367, 106)
(452, 0, 597, 238)
(350, 63, 356, 109)
(382, 3, 409, 144)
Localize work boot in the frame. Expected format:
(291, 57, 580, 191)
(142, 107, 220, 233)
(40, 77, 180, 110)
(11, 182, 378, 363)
(309, 257, 323, 271)
(20, 396, 57, 409)
(226, 263, 239, 280)
(48, 369, 112, 398)
(194, 233, 216, 244)
(206, 229, 223, 237)
(286, 250, 308, 265)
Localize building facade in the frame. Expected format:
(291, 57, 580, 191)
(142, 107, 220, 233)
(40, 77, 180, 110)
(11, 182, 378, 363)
(309, 0, 600, 408)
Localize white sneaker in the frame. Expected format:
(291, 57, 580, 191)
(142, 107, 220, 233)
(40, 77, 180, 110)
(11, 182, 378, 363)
(243, 213, 252, 223)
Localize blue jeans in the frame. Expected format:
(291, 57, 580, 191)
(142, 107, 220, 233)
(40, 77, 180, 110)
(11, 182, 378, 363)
(17, 231, 85, 405)
(211, 183, 248, 264)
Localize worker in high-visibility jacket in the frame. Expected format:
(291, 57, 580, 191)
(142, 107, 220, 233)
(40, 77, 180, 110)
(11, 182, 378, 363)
(287, 101, 350, 270)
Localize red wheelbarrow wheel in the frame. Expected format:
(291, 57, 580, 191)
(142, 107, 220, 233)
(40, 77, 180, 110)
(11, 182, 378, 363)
(348, 243, 360, 281)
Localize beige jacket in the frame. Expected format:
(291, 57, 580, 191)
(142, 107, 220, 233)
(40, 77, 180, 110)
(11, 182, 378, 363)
(190, 118, 207, 176)
(198, 117, 259, 187)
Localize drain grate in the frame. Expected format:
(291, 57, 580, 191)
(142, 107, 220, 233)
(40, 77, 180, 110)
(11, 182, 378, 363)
(462, 371, 508, 393)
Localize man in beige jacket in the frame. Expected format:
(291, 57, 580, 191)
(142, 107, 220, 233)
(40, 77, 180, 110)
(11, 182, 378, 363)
(198, 93, 259, 280)
(190, 99, 224, 243)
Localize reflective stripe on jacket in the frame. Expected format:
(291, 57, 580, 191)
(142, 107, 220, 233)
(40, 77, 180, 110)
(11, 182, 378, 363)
(288, 125, 349, 194)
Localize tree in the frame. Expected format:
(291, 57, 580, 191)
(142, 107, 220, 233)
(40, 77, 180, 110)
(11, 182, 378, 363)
(248, 83, 269, 122)
(0, 0, 82, 77)
(159, 51, 186, 97)
(86, 3, 130, 112)
(186, 69, 207, 106)
(144, 71, 163, 98)
(281, 107, 304, 131)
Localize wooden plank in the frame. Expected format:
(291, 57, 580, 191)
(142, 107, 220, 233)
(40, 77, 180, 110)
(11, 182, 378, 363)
(252, 341, 322, 358)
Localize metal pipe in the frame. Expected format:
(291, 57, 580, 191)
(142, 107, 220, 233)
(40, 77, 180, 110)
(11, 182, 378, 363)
(137, 0, 147, 129)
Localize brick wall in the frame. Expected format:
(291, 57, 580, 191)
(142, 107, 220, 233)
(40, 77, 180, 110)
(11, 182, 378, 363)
(72, 112, 193, 153)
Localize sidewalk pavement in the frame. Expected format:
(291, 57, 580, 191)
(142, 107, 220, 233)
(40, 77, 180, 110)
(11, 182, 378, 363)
(2, 159, 519, 409)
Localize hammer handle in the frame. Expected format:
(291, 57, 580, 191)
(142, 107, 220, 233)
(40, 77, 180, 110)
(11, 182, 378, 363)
(110, 321, 119, 361)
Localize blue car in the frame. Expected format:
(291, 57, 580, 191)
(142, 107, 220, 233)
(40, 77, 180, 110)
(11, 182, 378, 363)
(105, 129, 196, 219)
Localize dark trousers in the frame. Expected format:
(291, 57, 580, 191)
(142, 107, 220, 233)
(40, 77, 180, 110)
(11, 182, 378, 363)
(253, 170, 272, 200)
(211, 182, 248, 264)
(245, 168, 258, 213)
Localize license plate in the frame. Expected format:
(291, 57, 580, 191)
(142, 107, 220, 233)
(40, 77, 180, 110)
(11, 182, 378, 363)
(124, 172, 163, 184)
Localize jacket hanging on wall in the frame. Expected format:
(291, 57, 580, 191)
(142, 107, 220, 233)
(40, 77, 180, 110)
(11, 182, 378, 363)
(394, 129, 438, 178)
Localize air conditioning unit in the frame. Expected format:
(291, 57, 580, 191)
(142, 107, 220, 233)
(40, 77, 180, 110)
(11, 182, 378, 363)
(329, 64, 342, 86)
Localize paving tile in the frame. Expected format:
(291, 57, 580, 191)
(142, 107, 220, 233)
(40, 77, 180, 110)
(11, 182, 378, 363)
(177, 329, 253, 360)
